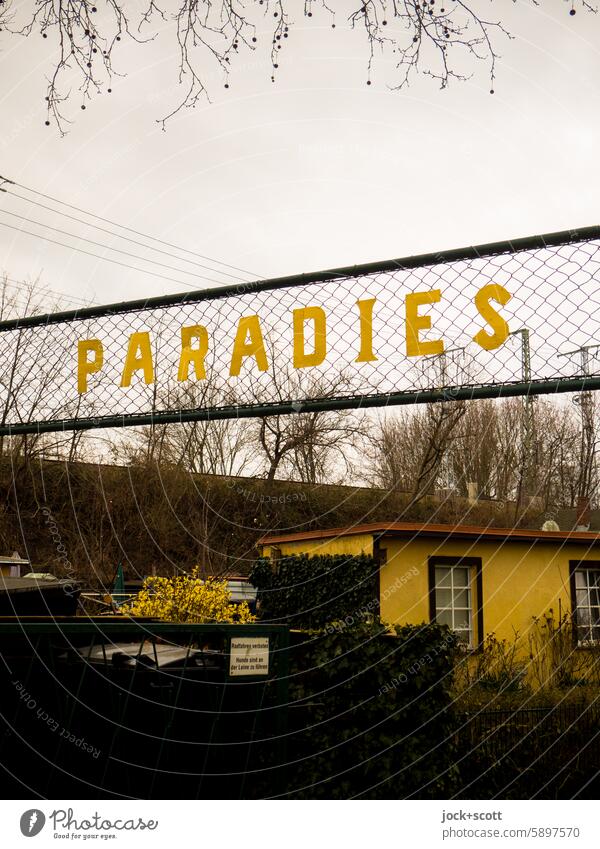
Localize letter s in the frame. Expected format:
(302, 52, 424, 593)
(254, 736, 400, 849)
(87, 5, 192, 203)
(472, 284, 511, 350)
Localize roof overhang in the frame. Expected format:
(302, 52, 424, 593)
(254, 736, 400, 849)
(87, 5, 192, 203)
(258, 522, 600, 547)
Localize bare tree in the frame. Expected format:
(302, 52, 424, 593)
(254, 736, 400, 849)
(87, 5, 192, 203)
(112, 377, 253, 476)
(535, 401, 580, 512)
(408, 400, 466, 503)
(372, 394, 589, 517)
(257, 404, 364, 485)
(447, 398, 497, 499)
(0, 273, 89, 464)
(247, 356, 365, 484)
(369, 398, 466, 503)
(368, 408, 419, 493)
(2, 1, 587, 133)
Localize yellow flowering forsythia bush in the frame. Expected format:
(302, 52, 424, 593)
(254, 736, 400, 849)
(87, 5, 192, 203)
(121, 568, 255, 623)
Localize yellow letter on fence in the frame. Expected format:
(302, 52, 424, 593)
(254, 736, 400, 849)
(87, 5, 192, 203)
(293, 306, 327, 369)
(472, 284, 512, 350)
(77, 339, 104, 393)
(178, 325, 209, 381)
(120, 331, 155, 388)
(229, 315, 269, 376)
(355, 298, 378, 362)
(405, 290, 444, 357)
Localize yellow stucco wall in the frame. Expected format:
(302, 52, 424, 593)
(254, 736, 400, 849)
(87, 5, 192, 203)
(261, 532, 600, 652)
(262, 533, 374, 559)
(380, 537, 590, 646)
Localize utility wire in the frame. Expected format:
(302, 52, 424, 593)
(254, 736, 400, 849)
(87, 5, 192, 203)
(0, 220, 220, 290)
(0, 208, 240, 285)
(3, 189, 252, 281)
(1, 275, 98, 308)
(1, 175, 260, 280)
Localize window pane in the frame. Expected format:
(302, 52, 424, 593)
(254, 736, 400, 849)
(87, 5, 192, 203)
(436, 609, 453, 628)
(590, 588, 600, 608)
(575, 570, 587, 588)
(454, 629, 471, 645)
(577, 605, 591, 627)
(435, 589, 453, 609)
(452, 568, 469, 587)
(454, 589, 470, 609)
(454, 612, 471, 631)
(435, 567, 451, 588)
(591, 571, 600, 588)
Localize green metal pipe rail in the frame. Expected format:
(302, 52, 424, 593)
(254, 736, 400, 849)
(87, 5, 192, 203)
(2, 377, 600, 436)
(0, 617, 289, 659)
(1, 225, 598, 331)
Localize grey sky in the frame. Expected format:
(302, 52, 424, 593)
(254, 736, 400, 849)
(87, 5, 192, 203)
(0, 1, 599, 311)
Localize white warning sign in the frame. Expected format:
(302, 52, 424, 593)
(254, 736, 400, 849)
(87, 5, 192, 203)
(229, 637, 270, 677)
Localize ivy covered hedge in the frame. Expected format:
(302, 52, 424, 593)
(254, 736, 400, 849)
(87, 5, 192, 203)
(251, 553, 459, 798)
(249, 553, 379, 629)
(283, 620, 459, 799)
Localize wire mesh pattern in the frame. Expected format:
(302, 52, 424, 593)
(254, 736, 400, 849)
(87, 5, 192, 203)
(1, 226, 600, 435)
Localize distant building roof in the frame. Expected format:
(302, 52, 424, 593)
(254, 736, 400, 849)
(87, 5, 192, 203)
(0, 551, 30, 565)
(259, 522, 600, 547)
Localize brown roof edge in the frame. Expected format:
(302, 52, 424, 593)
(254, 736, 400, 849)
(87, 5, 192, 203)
(258, 521, 600, 547)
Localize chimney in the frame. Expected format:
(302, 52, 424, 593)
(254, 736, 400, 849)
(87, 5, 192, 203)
(576, 496, 591, 531)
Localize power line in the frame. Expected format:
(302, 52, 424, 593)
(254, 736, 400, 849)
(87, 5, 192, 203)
(1, 175, 260, 280)
(0, 208, 242, 286)
(1, 275, 98, 308)
(0, 219, 222, 290)
(3, 188, 253, 282)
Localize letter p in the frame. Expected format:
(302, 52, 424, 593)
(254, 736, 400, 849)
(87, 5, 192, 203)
(77, 339, 104, 393)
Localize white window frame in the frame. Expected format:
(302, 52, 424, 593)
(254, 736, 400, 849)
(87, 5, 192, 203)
(572, 562, 600, 645)
(430, 557, 481, 649)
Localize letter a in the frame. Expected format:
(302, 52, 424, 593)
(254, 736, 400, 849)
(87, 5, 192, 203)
(121, 332, 155, 387)
(229, 315, 269, 376)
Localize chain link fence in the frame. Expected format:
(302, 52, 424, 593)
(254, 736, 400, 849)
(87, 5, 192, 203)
(1, 226, 600, 435)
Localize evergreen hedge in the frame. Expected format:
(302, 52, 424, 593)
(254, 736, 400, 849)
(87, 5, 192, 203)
(284, 621, 459, 799)
(249, 553, 379, 629)
(251, 552, 459, 798)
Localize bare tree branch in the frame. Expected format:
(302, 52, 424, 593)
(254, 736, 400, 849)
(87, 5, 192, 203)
(1, 1, 592, 132)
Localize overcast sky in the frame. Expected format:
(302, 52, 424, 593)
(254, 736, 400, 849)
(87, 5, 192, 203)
(0, 2, 599, 311)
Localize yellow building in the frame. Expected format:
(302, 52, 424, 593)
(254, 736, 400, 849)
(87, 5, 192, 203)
(258, 522, 600, 649)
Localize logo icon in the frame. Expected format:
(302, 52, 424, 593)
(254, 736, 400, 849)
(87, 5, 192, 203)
(19, 810, 46, 837)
